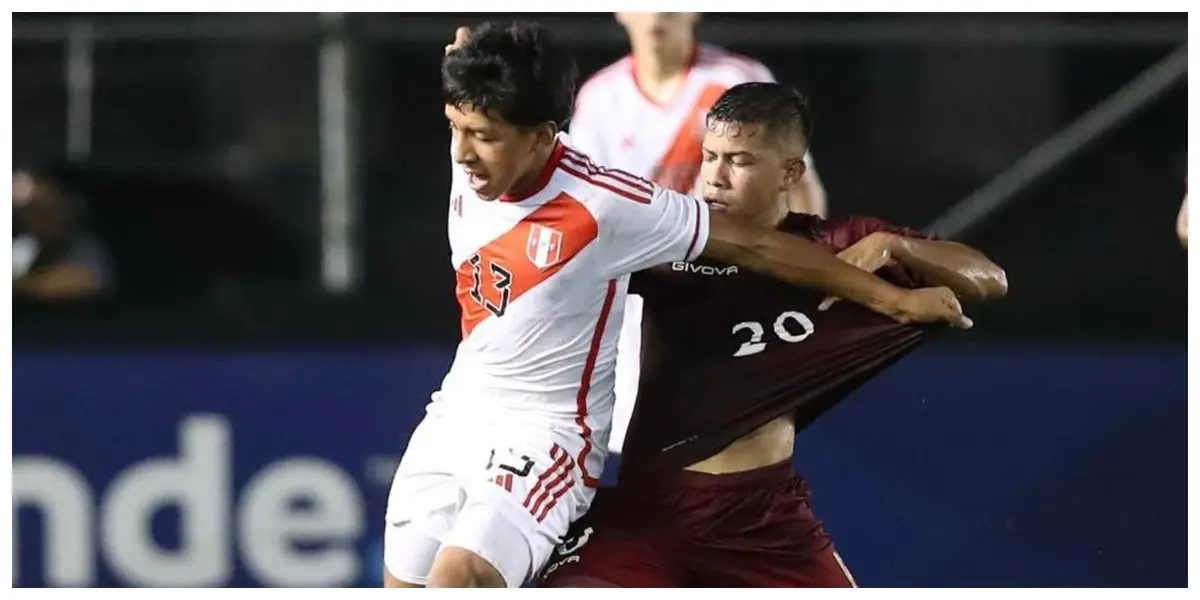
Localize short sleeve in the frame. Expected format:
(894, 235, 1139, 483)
(846, 216, 936, 243)
(597, 184, 710, 279)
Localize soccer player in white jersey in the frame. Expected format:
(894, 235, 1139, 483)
(570, 12, 828, 453)
(572, 13, 826, 214)
(382, 21, 971, 589)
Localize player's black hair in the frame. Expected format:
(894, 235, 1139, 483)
(441, 20, 578, 131)
(706, 82, 813, 150)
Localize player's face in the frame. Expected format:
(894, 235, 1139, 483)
(700, 120, 806, 226)
(446, 103, 555, 201)
(615, 12, 699, 52)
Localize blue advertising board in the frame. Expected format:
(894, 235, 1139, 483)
(13, 345, 1186, 587)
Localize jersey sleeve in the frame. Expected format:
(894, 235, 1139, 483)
(825, 216, 938, 288)
(596, 184, 710, 278)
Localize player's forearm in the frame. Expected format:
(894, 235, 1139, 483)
(705, 216, 906, 318)
(889, 236, 1008, 301)
(755, 231, 911, 315)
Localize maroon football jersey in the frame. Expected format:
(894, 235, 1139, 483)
(618, 213, 936, 479)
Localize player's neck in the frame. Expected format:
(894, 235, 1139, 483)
(505, 144, 558, 200)
(631, 42, 695, 96)
(759, 200, 791, 231)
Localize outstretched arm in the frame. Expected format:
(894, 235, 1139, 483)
(702, 211, 971, 327)
(886, 235, 1008, 301)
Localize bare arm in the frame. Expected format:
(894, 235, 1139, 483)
(702, 211, 967, 326)
(887, 234, 1008, 301)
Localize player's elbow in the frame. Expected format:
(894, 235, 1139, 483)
(961, 266, 1008, 302)
(982, 267, 1009, 300)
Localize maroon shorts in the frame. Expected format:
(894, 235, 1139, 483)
(536, 460, 856, 588)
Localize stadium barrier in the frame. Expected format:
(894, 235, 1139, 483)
(13, 346, 1185, 587)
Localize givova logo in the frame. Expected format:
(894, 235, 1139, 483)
(13, 414, 367, 587)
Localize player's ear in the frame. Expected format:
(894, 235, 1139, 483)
(532, 122, 558, 152)
(782, 156, 808, 190)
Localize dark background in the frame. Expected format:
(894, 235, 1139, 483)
(12, 12, 1188, 588)
(12, 12, 1189, 345)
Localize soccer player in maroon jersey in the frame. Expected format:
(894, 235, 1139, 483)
(387, 25, 976, 589)
(536, 82, 1009, 588)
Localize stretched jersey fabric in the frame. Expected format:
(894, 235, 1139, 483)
(619, 213, 935, 479)
(434, 133, 710, 486)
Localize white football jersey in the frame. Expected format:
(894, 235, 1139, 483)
(571, 44, 777, 455)
(431, 134, 710, 486)
(570, 43, 776, 196)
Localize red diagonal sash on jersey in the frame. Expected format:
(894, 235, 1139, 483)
(651, 83, 728, 192)
(455, 193, 599, 339)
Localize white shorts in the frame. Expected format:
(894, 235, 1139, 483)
(383, 412, 598, 587)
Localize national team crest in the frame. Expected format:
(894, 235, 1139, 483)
(526, 224, 564, 270)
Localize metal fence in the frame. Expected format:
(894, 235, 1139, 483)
(12, 13, 1189, 344)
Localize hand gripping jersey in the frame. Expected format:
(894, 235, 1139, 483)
(432, 134, 710, 485)
(618, 213, 935, 479)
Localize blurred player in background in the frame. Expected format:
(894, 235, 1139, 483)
(12, 167, 112, 301)
(570, 12, 828, 454)
(384, 23, 972, 589)
(538, 83, 1008, 588)
(572, 12, 827, 212)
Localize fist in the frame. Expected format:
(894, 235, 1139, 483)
(894, 286, 973, 329)
(818, 232, 896, 311)
(445, 26, 471, 55)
